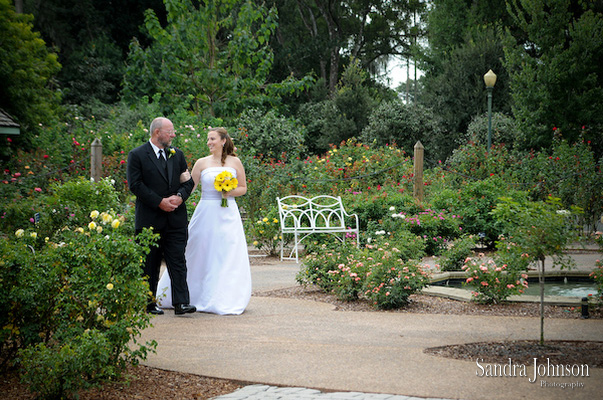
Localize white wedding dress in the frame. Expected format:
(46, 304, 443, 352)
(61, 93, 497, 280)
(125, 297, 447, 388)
(157, 167, 251, 315)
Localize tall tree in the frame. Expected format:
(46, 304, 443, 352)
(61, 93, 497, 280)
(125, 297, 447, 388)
(504, 0, 603, 153)
(122, 0, 312, 119)
(418, 0, 513, 157)
(271, 0, 427, 95)
(23, 0, 165, 104)
(0, 0, 61, 148)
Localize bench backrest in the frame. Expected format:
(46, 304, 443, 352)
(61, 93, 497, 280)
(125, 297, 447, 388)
(277, 195, 347, 230)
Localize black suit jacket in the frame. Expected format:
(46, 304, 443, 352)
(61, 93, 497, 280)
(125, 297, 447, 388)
(127, 142, 194, 231)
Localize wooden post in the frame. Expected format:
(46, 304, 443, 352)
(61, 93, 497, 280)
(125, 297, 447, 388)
(413, 141, 424, 203)
(90, 138, 102, 182)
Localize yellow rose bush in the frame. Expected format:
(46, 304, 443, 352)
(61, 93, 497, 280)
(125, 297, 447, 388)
(0, 182, 158, 399)
(244, 206, 285, 256)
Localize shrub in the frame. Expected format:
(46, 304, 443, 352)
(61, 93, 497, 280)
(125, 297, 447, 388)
(467, 112, 519, 148)
(364, 224, 426, 262)
(462, 256, 528, 304)
(590, 259, 603, 307)
(298, 241, 430, 308)
(235, 109, 307, 161)
(361, 99, 446, 161)
(1, 206, 157, 398)
(326, 253, 369, 302)
(245, 206, 283, 256)
(296, 243, 346, 291)
(439, 235, 478, 271)
(445, 142, 517, 182)
(362, 245, 431, 310)
(387, 208, 463, 256)
(430, 176, 526, 247)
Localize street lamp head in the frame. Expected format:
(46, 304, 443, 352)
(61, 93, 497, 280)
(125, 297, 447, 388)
(484, 69, 497, 88)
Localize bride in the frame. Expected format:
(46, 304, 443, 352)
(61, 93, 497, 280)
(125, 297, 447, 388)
(157, 127, 251, 315)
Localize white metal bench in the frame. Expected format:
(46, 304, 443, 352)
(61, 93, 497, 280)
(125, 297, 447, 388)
(277, 195, 359, 262)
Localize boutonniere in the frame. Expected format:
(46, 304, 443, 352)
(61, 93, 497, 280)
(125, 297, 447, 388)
(167, 147, 176, 159)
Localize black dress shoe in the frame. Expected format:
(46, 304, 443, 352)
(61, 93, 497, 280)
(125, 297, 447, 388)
(174, 304, 196, 315)
(146, 304, 164, 315)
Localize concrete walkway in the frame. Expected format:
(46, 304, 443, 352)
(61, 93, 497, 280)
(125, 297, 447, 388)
(141, 252, 603, 400)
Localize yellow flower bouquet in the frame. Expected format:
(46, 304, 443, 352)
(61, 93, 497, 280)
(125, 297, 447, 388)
(214, 170, 238, 207)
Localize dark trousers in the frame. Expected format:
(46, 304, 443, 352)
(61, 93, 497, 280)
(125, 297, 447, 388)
(139, 226, 190, 306)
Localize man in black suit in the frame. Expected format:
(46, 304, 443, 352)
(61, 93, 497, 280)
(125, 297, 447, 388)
(127, 117, 196, 315)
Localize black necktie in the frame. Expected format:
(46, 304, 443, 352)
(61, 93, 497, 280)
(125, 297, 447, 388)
(158, 150, 167, 171)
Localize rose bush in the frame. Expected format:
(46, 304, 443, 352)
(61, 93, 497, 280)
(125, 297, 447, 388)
(462, 255, 528, 304)
(1, 186, 157, 399)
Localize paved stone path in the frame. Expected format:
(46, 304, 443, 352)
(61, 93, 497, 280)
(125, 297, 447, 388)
(213, 384, 457, 400)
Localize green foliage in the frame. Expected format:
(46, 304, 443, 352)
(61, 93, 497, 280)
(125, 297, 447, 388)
(364, 227, 426, 263)
(510, 138, 603, 231)
(297, 241, 430, 309)
(462, 256, 529, 304)
(503, 0, 603, 152)
(492, 196, 579, 265)
(592, 261, 603, 303)
(0, 0, 62, 149)
(419, 24, 511, 159)
(439, 235, 478, 271)
(467, 112, 520, 148)
(385, 207, 463, 256)
(122, 0, 311, 119)
(1, 206, 157, 398)
(297, 61, 377, 155)
(235, 109, 307, 161)
(245, 207, 283, 256)
(445, 142, 518, 182)
(361, 99, 445, 161)
(296, 243, 343, 291)
(363, 248, 431, 310)
(430, 176, 526, 247)
(1, 177, 125, 243)
(61, 34, 124, 105)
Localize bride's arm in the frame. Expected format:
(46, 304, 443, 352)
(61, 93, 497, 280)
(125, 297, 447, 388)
(190, 158, 205, 192)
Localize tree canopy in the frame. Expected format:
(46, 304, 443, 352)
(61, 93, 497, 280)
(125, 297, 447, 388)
(0, 0, 61, 147)
(122, 0, 313, 119)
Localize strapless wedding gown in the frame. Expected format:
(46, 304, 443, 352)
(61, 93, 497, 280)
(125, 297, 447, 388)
(157, 167, 251, 315)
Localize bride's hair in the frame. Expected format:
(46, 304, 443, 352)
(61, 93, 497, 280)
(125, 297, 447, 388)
(209, 127, 237, 165)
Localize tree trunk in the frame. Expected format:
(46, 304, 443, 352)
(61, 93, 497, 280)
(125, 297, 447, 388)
(539, 257, 545, 345)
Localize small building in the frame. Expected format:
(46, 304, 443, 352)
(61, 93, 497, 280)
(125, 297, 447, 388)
(0, 108, 20, 136)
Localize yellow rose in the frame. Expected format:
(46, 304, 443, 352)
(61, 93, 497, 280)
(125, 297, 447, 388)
(96, 226, 103, 234)
(30, 232, 37, 238)
(253, 241, 259, 246)
(111, 219, 120, 229)
(76, 227, 84, 233)
(88, 222, 97, 230)
(262, 217, 268, 222)
(90, 210, 99, 219)
(102, 213, 113, 224)
(106, 283, 114, 290)
(273, 218, 278, 223)
(15, 229, 24, 237)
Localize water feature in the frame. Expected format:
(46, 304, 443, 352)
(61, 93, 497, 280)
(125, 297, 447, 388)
(521, 279, 597, 298)
(436, 277, 597, 298)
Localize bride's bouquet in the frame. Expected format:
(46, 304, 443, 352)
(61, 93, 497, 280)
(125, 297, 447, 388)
(214, 170, 238, 207)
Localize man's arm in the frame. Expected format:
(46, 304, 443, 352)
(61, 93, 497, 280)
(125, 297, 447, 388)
(174, 150, 194, 201)
(127, 149, 163, 209)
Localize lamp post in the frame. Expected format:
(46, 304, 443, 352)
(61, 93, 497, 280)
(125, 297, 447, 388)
(483, 69, 497, 151)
